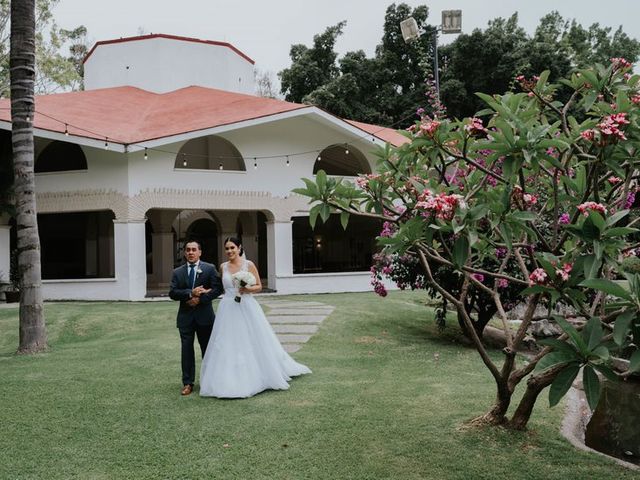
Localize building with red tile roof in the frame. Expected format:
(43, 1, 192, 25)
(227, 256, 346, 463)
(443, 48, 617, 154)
(0, 34, 402, 300)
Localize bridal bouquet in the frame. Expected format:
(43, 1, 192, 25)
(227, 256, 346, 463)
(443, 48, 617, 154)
(232, 271, 256, 302)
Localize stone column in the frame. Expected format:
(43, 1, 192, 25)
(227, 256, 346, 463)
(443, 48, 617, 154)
(216, 211, 239, 264)
(0, 213, 10, 286)
(148, 210, 176, 290)
(266, 219, 293, 290)
(113, 219, 147, 300)
(238, 211, 259, 265)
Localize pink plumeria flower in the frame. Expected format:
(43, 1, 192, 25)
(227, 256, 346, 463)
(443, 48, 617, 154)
(529, 268, 548, 286)
(577, 201, 607, 217)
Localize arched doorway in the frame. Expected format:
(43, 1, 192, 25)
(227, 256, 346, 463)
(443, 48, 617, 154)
(313, 144, 371, 176)
(186, 218, 218, 265)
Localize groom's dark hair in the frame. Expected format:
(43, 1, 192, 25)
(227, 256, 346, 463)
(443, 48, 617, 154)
(183, 239, 202, 251)
(224, 236, 244, 256)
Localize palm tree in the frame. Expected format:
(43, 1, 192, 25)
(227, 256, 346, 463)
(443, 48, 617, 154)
(10, 0, 47, 353)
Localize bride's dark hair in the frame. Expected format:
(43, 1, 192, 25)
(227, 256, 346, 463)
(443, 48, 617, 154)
(224, 236, 244, 256)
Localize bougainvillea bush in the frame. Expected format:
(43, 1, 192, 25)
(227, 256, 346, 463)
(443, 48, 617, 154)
(295, 59, 640, 429)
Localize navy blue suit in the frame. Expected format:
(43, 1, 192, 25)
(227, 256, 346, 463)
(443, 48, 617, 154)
(169, 261, 223, 386)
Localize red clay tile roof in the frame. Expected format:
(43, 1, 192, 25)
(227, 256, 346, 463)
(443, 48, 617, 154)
(0, 86, 406, 147)
(83, 33, 255, 65)
(345, 119, 409, 146)
(0, 86, 310, 145)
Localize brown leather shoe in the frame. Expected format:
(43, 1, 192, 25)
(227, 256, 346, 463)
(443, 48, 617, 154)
(181, 384, 193, 396)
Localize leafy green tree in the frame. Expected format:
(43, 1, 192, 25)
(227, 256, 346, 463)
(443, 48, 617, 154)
(279, 3, 435, 126)
(279, 21, 346, 104)
(296, 60, 640, 429)
(440, 11, 640, 118)
(0, 0, 87, 96)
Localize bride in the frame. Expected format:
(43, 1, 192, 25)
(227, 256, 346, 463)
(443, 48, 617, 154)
(200, 237, 311, 398)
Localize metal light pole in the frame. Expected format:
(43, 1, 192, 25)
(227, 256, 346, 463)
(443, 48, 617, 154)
(401, 10, 462, 102)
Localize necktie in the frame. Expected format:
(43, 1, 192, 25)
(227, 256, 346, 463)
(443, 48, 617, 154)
(188, 264, 196, 289)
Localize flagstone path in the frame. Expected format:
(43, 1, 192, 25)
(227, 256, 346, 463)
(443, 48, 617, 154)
(257, 299, 335, 353)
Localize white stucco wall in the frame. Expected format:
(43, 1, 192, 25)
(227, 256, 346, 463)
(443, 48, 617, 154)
(84, 37, 255, 94)
(29, 112, 387, 300)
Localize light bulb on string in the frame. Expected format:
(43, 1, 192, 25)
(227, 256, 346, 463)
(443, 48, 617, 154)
(253, 157, 257, 169)
(219, 163, 223, 170)
(144, 147, 148, 160)
(182, 154, 187, 167)
(344, 144, 350, 155)
(64, 124, 69, 136)
(317, 151, 321, 161)
(104, 138, 109, 150)
(286, 156, 290, 167)
(26, 115, 30, 123)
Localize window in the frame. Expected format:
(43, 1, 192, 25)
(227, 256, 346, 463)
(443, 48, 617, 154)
(36, 141, 87, 173)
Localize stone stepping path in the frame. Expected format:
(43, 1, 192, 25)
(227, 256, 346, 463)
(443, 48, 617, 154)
(258, 299, 334, 353)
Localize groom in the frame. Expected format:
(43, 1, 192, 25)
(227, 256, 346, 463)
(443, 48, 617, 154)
(169, 240, 223, 395)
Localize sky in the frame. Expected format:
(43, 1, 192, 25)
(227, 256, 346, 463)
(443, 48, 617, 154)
(54, 0, 640, 80)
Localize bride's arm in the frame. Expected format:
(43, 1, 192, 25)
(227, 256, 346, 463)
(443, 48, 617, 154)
(240, 261, 262, 294)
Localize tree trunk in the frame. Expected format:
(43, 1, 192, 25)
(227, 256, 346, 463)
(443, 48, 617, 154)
(10, 0, 47, 353)
(478, 383, 512, 425)
(507, 366, 561, 430)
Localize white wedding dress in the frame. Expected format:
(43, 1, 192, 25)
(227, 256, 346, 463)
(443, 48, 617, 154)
(200, 259, 311, 398)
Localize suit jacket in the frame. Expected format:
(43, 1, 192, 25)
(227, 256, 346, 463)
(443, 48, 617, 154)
(169, 261, 223, 328)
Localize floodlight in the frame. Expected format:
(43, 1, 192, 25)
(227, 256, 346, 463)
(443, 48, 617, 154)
(400, 17, 420, 43)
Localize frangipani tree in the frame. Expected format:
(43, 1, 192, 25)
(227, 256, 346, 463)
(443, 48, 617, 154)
(295, 58, 640, 429)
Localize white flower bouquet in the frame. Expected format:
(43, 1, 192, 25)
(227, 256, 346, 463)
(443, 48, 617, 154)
(231, 271, 256, 302)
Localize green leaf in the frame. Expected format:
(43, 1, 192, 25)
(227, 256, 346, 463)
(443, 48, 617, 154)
(554, 315, 589, 355)
(593, 364, 619, 382)
(319, 204, 331, 223)
(590, 345, 609, 361)
(581, 215, 601, 241)
(583, 317, 604, 350)
(453, 235, 469, 268)
(308, 204, 321, 229)
(582, 255, 601, 280)
(535, 350, 579, 373)
(605, 209, 629, 227)
(582, 365, 601, 410)
(603, 227, 639, 238)
(511, 210, 537, 222)
(613, 310, 636, 346)
(537, 338, 579, 356)
(316, 170, 327, 193)
(629, 349, 640, 374)
(549, 364, 580, 407)
(579, 279, 632, 301)
(340, 211, 349, 230)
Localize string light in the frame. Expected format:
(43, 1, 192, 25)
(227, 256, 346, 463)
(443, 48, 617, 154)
(253, 157, 257, 169)
(182, 154, 187, 167)
(218, 163, 223, 170)
(10, 104, 419, 164)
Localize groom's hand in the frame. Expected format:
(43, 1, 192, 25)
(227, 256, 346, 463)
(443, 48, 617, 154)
(187, 296, 200, 307)
(192, 286, 206, 297)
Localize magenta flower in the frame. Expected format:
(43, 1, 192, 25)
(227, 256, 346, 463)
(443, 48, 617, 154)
(497, 278, 509, 289)
(471, 273, 485, 283)
(625, 191, 636, 209)
(559, 213, 571, 225)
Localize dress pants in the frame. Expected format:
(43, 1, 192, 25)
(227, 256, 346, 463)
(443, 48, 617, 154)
(178, 323, 213, 386)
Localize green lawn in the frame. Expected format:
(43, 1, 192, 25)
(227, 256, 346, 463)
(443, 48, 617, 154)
(0, 291, 634, 479)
